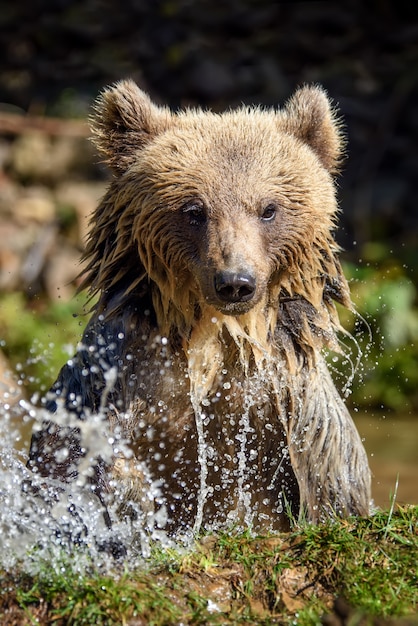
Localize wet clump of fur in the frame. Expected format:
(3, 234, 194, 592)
(27, 80, 371, 540)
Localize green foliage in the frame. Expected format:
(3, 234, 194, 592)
(0, 292, 89, 396)
(336, 252, 418, 412)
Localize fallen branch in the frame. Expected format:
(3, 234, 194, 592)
(0, 111, 89, 137)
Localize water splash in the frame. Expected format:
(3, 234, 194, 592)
(327, 307, 373, 399)
(191, 399, 209, 536)
(0, 367, 184, 573)
(0, 307, 372, 572)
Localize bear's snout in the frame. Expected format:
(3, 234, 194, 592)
(214, 270, 256, 304)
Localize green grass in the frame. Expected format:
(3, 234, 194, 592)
(1, 506, 417, 625)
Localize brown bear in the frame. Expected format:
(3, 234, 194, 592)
(27, 80, 371, 538)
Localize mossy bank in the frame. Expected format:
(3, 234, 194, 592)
(1, 505, 417, 625)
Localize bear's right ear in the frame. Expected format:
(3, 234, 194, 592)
(90, 80, 171, 174)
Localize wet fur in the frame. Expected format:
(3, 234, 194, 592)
(28, 81, 371, 535)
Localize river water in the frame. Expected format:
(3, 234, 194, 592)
(356, 413, 418, 509)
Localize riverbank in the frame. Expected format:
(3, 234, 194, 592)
(1, 506, 417, 625)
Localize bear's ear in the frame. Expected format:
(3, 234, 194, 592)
(90, 79, 171, 174)
(280, 85, 344, 173)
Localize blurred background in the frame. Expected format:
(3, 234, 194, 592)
(0, 0, 417, 507)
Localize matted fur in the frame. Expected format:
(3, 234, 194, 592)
(28, 81, 371, 536)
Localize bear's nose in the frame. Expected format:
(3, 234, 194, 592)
(214, 271, 256, 303)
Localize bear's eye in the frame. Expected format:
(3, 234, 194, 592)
(182, 201, 206, 227)
(260, 204, 277, 222)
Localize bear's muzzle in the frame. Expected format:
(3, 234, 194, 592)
(214, 270, 256, 304)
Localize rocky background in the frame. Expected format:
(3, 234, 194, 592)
(0, 0, 417, 410)
(2, 0, 418, 292)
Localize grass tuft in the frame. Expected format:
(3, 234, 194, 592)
(1, 505, 417, 625)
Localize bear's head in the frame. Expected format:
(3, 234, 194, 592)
(83, 80, 350, 346)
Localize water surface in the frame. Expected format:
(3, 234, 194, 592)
(356, 413, 418, 508)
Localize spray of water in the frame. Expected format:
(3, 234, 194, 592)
(1, 370, 276, 569)
(0, 304, 371, 573)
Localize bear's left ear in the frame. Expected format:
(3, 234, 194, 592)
(90, 79, 172, 174)
(280, 85, 344, 173)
